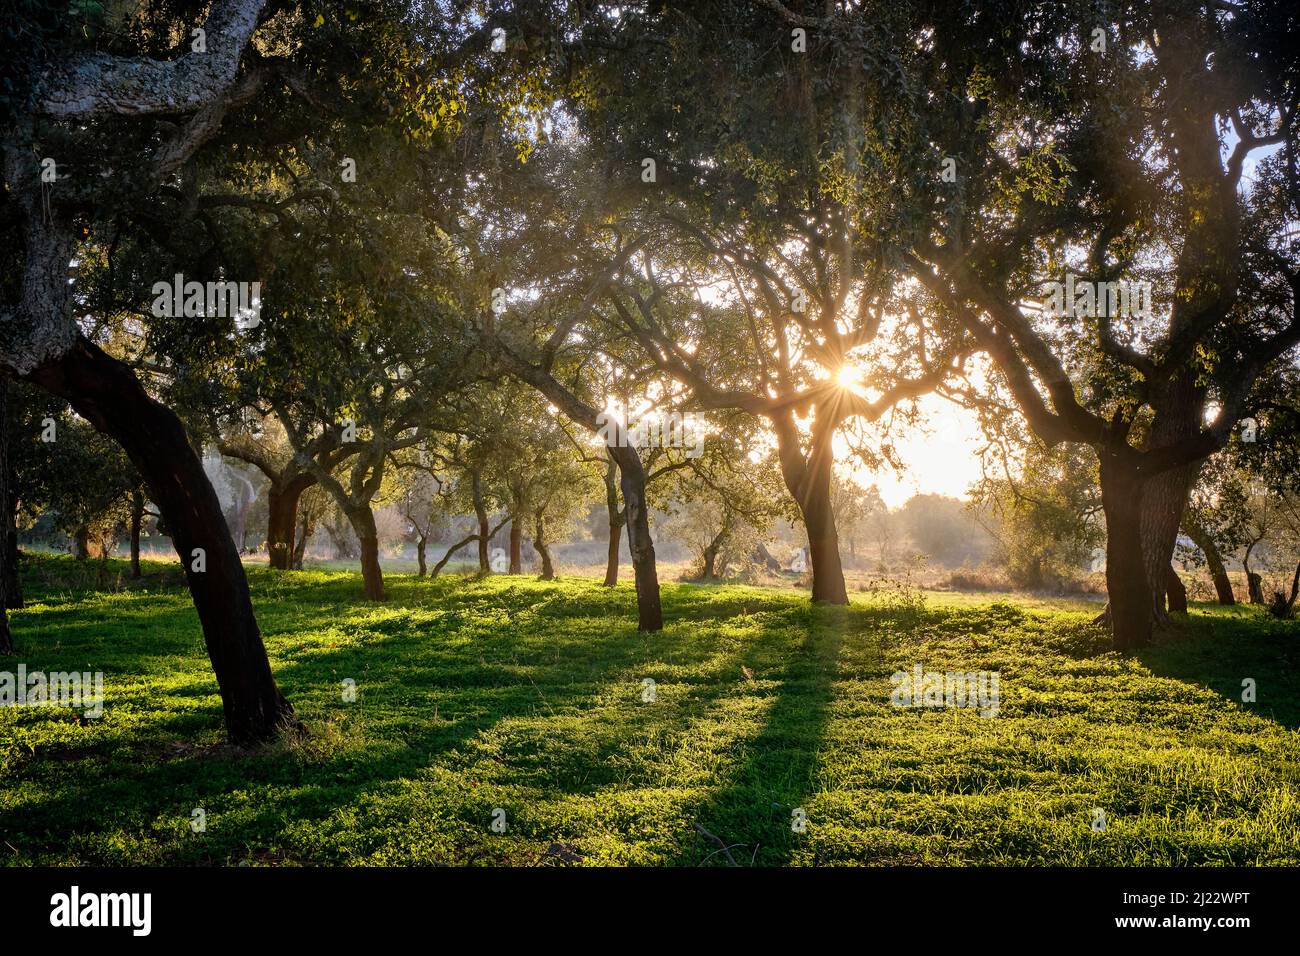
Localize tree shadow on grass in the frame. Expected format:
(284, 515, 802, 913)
(672, 603, 850, 867)
(0, 573, 729, 864)
(1137, 605, 1300, 731)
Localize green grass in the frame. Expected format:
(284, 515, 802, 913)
(2, 553, 1298, 866)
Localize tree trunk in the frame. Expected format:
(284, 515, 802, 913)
(292, 509, 310, 569)
(27, 337, 295, 744)
(266, 474, 312, 570)
(72, 524, 92, 560)
(1182, 520, 1235, 604)
(472, 468, 490, 574)
(1165, 564, 1187, 614)
(0, 378, 13, 654)
(1244, 544, 1265, 603)
(129, 488, 144, 579)
(1247, 571, 1265, 605)
(345, 505, 385, 601)
(1139, 378, 1203, 624)
(701, 544, 718, 581)
(602, 457, 622, 587)
(534, 511, 555, 581)
(416, 535, 427, 577)
(772, 414, 848, 605)
(611, 447, 663, 631)
(1098, 455, 1153, 651)
(509, 519, 522, 574)
(4, 464, 21, 610)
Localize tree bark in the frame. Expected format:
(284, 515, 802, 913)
(345, 505, 385, 601)
(534, 511, 555, 581)
(472, 467, 490, 574)
(129, 488, 144, 579)
(4, 464, 21, 609)
(1182, 519, 1235, 604)
(1165, 564, 1188, 614)
(509, 519, 523, 574)
(266, 474, 313, 570)
(72, 525, 92, 560)
(1099, 455, 1153, 650)
(27, 336, 295, 744)
(1244, 543, 1265, 604)
(772, 414, 848, 605)
(603, 457, 622, 587)
(0, 378, 13, 654)
(614, 448, 663, 630)
(701, 544, 718, 581)
(292, 509, 310, 569)
(416, 535, 427, 577)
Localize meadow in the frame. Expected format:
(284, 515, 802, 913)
(2, 555, 1298, 866)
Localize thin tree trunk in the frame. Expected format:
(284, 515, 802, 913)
(292, 509, 310, 569)
(603, 456, 622, 587)
(609, 448, 662, 630)
(4, 464, 20, 610)
(1182, 520, 1235, 604)
(416, 535, 427, 576)
(27, 336, 295, 744)
(1099, 455, 1152, 650)
(0, 378, 13, 654)
(345, 505, 385, 601)
(1244, 544, 1265, 603)
(472, 468, 490, 574)
(535, 510, 555, 581)
(129, 488, 143, 579)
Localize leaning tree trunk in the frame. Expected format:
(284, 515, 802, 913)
(1098, 454, 1153, 651)
(129, 488, 144, 579)
(27, 337, 294, 744)
(0, 378, 13, 654)
(609, 446, 663, 631)
(1182, 520, 1235, 604)
(344, 505, 385, 601)
(534, 511, 555, 581)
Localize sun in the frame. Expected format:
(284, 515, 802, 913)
(836, 365, 861, 389)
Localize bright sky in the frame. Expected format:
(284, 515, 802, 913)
(840, 394, 987, 509)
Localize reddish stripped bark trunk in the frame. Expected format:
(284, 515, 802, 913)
(27, 337, 296, 743)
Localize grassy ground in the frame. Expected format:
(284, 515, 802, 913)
(2, 553, 1298, 866)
